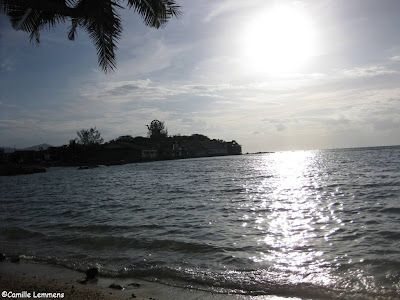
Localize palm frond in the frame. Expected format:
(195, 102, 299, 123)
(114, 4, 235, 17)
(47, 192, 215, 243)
(28, 13, 66, 43)
(163, 0, 181, 18)
(68, 17, 81, 40)
(126, 0, 181, 28)
(1, 0, 67, 43)
(0, 0, 181, 73)
(80, 0, 122, 73)
(0, 0, 23, 14)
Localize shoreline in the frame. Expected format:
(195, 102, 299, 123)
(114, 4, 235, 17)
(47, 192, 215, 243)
(0, 260, 297, 300)
(0, 153, 244, 176)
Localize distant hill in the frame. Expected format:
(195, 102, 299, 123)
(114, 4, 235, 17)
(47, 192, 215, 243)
(1, 143, 53, 153)
(21, 143, 53, 151)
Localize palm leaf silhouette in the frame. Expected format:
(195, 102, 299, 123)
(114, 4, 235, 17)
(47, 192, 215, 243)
(0, 0, 181, 73)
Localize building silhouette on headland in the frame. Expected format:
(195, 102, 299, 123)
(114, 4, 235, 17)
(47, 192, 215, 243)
(1, 133, 241, 167)
(80, 134, 241, 165)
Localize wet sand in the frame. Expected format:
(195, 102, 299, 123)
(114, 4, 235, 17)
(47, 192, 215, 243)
(0, 260, 296, 300)
(0, 275, 128, 300)
(0, 261, 134, 300)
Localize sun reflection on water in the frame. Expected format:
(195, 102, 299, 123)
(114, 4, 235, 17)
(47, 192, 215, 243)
(242, 151, 337, 286)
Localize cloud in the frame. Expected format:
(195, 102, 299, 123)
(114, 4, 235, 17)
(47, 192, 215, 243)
(275, 124, 288, 132)
(203, 0, 265, 22)
(254, 85, 400, 137)
(0, 100, 17, 108)
(80, 79, 241, 108)
(116, 38, 191, 78)
(176, 118, 208, 131)
(78, 79, 172, 103)
(102, 79, 152, 97)
(389, 55, 400, 61)
(0, 57, 15, 72)
(338, 65, 398, 77)
(192, 56, 242, 82)
(370, 118, 400, 131)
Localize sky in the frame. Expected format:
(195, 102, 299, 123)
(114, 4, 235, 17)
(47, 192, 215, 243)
(1, 0, 400, 153)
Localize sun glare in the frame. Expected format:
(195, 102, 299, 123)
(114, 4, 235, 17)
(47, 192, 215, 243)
(240, 5, 317, 75)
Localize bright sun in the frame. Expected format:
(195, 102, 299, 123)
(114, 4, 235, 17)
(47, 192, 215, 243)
(240, 5, 317, 75)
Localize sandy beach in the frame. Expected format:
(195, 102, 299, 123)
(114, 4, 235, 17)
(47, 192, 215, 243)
(0, 275, 127, 300)
(0, 260, 135, 300)
(0, 260, 296, 300)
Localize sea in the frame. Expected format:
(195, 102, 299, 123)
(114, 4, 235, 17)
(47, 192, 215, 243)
(1, 146, 400, 299)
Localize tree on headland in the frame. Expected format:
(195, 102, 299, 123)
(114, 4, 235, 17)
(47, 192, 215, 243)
(147, 120, 167, 139)
(77, 127, 104, 146)
(191, 134, 209, 141)
(115, 135, 135, 143)
(0, 0, 181, 73)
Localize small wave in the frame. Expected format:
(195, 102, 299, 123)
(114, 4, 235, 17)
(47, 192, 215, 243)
(358, 182, 400, 188)
(141, 238, 222, 254)
(49, 223, 164, 233)
(379, 207, 400, 214)
(378, 230, 400, 240)
(364, 220, 380, 225)
(221, 187, 247, 193)
(0, 227, 47, 239)
(1, 217, 23, 222)
(119, 265, 398, 300)
(60, 234, 225, 255)
(60, 210, 85, 217)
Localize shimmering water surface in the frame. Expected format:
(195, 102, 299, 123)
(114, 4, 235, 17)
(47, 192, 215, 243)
(1, 146, 400, 299)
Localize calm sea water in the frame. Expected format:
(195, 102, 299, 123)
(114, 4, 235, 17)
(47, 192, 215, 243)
(1, 146, 400, 299)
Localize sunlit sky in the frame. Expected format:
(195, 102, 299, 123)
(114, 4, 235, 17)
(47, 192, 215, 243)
(1, 0, 400, 152)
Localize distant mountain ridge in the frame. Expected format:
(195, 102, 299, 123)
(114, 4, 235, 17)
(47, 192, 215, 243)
(1, 143, 53, 153)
